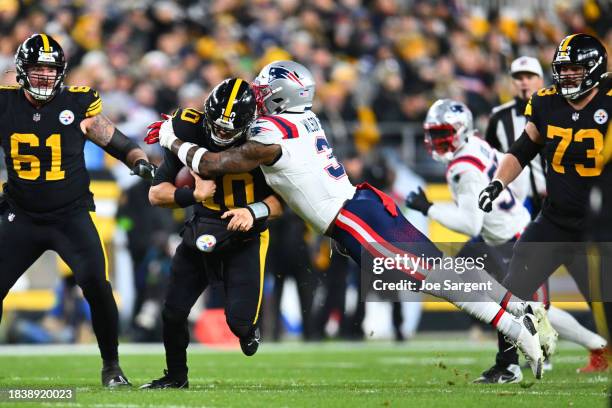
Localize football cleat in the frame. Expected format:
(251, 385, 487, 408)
(577, 348, 609, 373)
(140, 370, 189, 389)
(473, 364, 523, 384)
(101, 364, 131, 388)
(240, 327, 261, 357)
(513, 313, 543, 379)
(527, 302, 558, 358)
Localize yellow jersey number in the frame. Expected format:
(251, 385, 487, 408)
(547, 125, 604, 177)
(10, 133, 65, 180)
(203, 173, 254, 211)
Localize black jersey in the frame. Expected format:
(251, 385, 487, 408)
(153, 108, 274, 219)
(0, 85, 102, 217)
(525, 82, 612, 230)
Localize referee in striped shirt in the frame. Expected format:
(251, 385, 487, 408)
(485, 56, 546, 217)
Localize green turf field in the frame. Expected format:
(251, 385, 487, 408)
(0, 339, 608, 407)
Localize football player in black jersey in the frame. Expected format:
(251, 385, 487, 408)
(0, 34, 156, 387)
(141, 78, 282, 389)
(478, 33, 611, 380)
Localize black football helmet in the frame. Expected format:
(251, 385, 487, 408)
(204, 78, 256, 147)
(15, 33, 66, 102)
(552, 33, 608, 100)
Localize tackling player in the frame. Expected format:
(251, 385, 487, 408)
(479, 33, 611, 375)
(146, 61, 555, 378)
(0, 34, 156, 387)
(141, 78, 282, 389)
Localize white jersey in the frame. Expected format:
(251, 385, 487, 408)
(428, 136, 531, 245)
(248, 110, 356, 233)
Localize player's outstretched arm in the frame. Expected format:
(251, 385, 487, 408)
(479, 122, 543, 212)
(82, 114, 156, 180)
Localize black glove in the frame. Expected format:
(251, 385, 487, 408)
(405, 187, 432, 216)
(131, 159, 157, 181)
(478, 179, 504, 212)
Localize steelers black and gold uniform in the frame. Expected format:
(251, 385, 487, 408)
(475, 34, 612, 382)
(501, 80, 612, 300)
(152, 106, 273, 379)
(0, 84, 121, 362)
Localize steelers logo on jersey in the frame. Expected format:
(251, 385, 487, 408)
(594, 109, 608, 125)
(196, 234, 217, 252)
(59, 109, 75, 125)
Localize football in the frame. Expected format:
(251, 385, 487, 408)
(175, 166, 195, 189)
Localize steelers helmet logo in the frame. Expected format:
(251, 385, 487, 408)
(593, 109, 608, 125)
(59, 110, 74, 125)
(196, 234, 217, 253)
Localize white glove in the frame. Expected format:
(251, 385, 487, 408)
(159, 119, 178, 149)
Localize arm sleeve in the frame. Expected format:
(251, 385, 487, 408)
(152, 148, 182, 186)
(485, 112, 502, 151)
(428, 170, 486, 237)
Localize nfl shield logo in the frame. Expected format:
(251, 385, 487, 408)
(33, 113, 41, 122)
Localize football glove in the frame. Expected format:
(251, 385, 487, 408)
(405, 187, 432, 216)
(131, 159, 157, 181)
(478, 179, 504, 212)
(144, 113, 171, 145)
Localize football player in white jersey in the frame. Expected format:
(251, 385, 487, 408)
(407, 99, 607, 383)
(145, 61, 555, 379)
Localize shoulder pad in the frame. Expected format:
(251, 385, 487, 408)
(171, 108, 205, 143)
(248, 117, 286, 145)
(535, 85, 558, 98)
(0, 85, 20, 91)
(65, 86, 102, 117)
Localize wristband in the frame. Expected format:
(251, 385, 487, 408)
(174, 188, 197, 208)
(177, 143, 196, 165)
(191, 148, 208, 172)
(247, 202, 270, 221)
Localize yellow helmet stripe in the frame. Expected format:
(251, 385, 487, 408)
(223, 79, 243, 120)
(560, 34, 578, 52)
(40, 34, 50, 52)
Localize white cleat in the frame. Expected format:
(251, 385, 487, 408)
(513, 313, 543, 379)
(528, 302, 558, 358)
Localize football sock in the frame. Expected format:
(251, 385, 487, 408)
(80, 280, 119, 362)
(548, 306, 607, 350)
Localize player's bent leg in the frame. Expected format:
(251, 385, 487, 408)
(0, 210, 46, 323)
(224, 230, 269, 357)
(51, 211, 128, 387)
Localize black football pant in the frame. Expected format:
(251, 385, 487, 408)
(162, 230, 269, 378)
(0, 208, 119, 361)
(497, 214, 592, 367)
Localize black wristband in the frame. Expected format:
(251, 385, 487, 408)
(247, 201, 270, 221)
(105, 128, 140, 164)
(174, 188, 197, 208)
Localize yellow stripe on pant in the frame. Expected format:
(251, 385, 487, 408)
(252, 229, 270, 324)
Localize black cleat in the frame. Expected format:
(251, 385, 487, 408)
(140, 370, 189, 389)
(102, 364, 132, 388)
(240, 328, 261, 356)
(473, 364, 523, 384)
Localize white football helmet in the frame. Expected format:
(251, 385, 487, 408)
(423, 99, 474, 163)
(252, 60, 315, 114)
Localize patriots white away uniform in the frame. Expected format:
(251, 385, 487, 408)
(428, 136, 531, 245)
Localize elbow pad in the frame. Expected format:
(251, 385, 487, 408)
(508, 130, 543, 168)
(105, 128, 139, 163)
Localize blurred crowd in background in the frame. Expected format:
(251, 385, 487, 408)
(0, 0, 610, 345)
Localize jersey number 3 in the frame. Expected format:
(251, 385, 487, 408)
(10, 133, 65, 181)
(316, 137, 346, 179)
